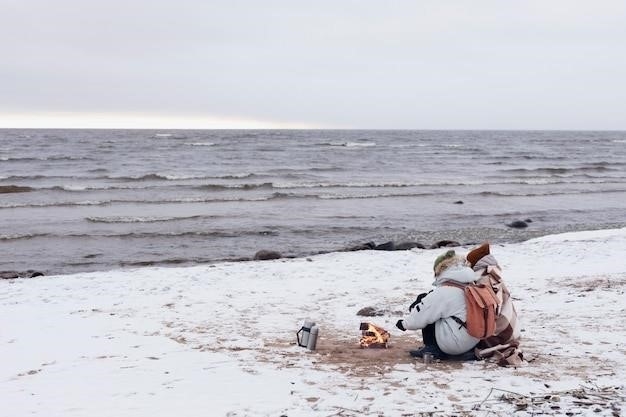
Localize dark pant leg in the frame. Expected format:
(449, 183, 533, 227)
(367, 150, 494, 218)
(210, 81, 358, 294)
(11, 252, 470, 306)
(421, 323, 437, 346)
(420, 322, 475, 360)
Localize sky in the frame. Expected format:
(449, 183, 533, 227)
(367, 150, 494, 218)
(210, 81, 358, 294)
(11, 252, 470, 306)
(1, 0, 625, 130)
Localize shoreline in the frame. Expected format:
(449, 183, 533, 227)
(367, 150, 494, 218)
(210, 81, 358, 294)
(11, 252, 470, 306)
(4, 222, 626, 278)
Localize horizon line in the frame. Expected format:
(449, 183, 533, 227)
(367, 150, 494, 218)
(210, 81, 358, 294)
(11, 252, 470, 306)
(1, 112, 624, 132)
(1, 126, 625, 132)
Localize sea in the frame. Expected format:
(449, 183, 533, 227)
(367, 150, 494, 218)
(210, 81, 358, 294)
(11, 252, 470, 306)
(1, 129, 626, 275)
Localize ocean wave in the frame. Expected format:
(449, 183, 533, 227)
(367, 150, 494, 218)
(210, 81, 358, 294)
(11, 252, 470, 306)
(500, 165, 618, 175)
(0, 196, 271, 209)
(22, 177, 626, 194)
(40, 184, 157, 192)
(268, 190, 447, 201)
(94, 230, 280, 238)
(315, 192, 438, 200)
(0, 201, 113, 209)
(1, 230, 280, 242)
(321, 141, 376, 148)
(0, 174, 86, 181)
(269, 178, 626, 188)
(183, 142, 216, 147)
(0, 155, 92, 162)
(0, 233, 51, 241)
(310, 166, 343, 172)
(153, 133, 186, 139)
(107, 173, 256, 181)
(85, 215, 209, 224)
(488, 155, 568, 161)
(108, 173, 171, 181)
(220, 173, 256, 179)
(3, 183, 626, 210)
(268, 192, 318, 200)
(205, 181, 431, 190)
(477, 188, 626, 197)
(0, 172, 259, 183)
(51, 178, 264, 191)
(59, 184, 92, 191)
(264, 166, 342, 175)
(195, 182, 274, 191)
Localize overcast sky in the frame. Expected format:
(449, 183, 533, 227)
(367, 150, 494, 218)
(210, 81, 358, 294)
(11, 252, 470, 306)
(1, 1, 625, 129)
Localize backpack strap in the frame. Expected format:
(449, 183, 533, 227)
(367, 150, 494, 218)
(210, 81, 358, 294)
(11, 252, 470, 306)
(450, 315, 466, 330)
(442, 281, 469, 330)
(442, 280, 466, 290)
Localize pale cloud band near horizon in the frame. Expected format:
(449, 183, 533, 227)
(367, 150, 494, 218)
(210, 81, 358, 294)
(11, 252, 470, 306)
(0, 111, 319, 130)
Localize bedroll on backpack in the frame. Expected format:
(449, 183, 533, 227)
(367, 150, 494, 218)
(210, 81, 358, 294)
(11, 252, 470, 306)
(444, 281, 500, 339)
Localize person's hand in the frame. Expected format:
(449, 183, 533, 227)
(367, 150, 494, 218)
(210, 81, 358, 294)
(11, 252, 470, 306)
(395, 319, 406, 331)
(408, 292, 428, 311)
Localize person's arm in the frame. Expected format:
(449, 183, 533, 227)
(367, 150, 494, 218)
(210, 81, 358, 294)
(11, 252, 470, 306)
(408, 291, 430, 311)
(396, 289, 448, 331)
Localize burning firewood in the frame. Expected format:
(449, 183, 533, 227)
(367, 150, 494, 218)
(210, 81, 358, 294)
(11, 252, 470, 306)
(359, 322, 390, 348)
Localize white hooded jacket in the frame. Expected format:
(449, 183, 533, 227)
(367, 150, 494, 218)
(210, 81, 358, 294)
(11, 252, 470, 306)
(402, 262, 480, 355)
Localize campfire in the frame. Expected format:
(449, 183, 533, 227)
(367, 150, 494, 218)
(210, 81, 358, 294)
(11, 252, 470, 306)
(359, 322, 390, 348)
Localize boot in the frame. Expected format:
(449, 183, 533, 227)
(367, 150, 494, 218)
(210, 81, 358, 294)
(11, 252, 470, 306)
(409, 344, 448, 360)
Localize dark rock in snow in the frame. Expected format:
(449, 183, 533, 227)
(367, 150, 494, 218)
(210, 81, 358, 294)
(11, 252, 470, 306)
(1, 270, 45, 279)
(1, 271, 19, 279)
(345, 241, 376, 251)
(394, 241, 426, 250)
(454, 200, 464, 204)
(22, 270, 45, 278)
(253, 250, 282, 261)
(374, 241, 395, 251)
(507, 220, 529, 229)
(357, 306, 386, 317)
(430, 240, 461, 249)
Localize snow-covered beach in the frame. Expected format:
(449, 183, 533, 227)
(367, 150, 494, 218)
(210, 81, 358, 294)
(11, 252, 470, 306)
(2, 228, 625, 416)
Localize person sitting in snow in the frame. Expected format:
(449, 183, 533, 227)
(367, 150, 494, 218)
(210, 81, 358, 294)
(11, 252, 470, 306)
(466, 243, 523, 366)
(395, 250, 479, 360)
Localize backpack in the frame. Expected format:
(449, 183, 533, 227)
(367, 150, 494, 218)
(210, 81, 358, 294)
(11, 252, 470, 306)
(443, 280, 500, 339)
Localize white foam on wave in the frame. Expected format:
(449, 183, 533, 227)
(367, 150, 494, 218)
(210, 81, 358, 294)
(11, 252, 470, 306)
(85, 215, 201, 223)
(61, 184, 89, 191)
(271, 181, 418, 189)
(269, 179, 523, 188)
(183, 142, 216, 147)
(221, 173, 254, 179)
(161, 174, 212, 180)
(0, 201, 108, 209)
(328, 141, 376, 148)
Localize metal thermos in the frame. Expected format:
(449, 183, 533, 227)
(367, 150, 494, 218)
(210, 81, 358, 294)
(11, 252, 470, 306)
(297, 319, 315, 347)
(306, 325, 319, 350)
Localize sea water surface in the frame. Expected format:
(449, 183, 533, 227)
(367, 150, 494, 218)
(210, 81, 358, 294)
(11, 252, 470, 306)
(1, 129, 626, 275)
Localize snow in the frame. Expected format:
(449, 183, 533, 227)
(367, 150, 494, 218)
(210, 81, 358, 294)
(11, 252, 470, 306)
(2, 228, 626, 416)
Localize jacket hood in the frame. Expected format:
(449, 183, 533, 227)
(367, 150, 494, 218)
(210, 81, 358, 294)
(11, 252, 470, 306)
(432, 264, 476, 286)
(472, 254, 499, 271)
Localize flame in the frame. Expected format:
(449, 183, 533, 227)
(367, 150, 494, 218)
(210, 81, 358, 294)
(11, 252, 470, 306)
(359, 322, 390, 348)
